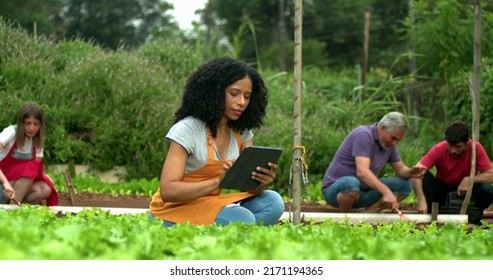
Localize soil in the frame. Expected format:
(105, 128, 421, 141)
(57, 191, 152, 208)
(56, 191, 493, 220)
(55, 191, 430, 212)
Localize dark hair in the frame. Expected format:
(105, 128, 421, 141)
(445, 121, 469, 144)
(173, 57, 268, 137)
(16, 101, 45, 150)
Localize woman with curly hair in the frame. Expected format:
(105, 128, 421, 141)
(149, 57, 284, 226)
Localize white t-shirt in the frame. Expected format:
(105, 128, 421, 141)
(0, 125, 43, 161)
(166, 117, 254, 173)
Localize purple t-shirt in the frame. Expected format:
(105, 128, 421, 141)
(322, 123, 401, 190)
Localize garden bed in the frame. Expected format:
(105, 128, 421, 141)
(55, 191, 493, 223)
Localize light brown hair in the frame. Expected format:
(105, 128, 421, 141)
(16, 101, 45, 150)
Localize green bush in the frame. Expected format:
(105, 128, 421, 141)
(260, 38, 331, 69)
(445, 57, 493, 156)
(0, 21, 203, 180)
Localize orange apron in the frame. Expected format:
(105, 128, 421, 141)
(150, 129, 257, 225)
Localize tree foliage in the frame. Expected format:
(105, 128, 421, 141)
(206, 0, 410, 69)
(0, 0, 176, 50)
(0, 0, 65, 36)
(400, 0, 493, 141)
(59, 0, 175, 49)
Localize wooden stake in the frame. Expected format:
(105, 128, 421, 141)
(64, 170, 79, 206)
(290, 0, 303, 225)
(431, 202, 439, 222)
(359, 10, 371, 101)
(461, 0, 481, 215)
(33, 21, 37, 39)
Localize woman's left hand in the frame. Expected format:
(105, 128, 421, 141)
(249, 162, 277, 193)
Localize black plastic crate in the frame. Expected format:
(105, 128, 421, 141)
(439, 192, 482, 224)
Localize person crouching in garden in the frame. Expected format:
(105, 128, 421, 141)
(411, 121, 493, 224)
(0, 101, 58, 205)
(149, 57, 284, 226)
(0, 168, 16, 203)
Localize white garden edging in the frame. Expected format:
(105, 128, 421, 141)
(279, 212, 468, 224)
(1, 204, 468, 224)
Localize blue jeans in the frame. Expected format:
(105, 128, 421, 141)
(0, 184, 5, 204)
(150, 190, 285, 227)
(322, 176, 411, 208)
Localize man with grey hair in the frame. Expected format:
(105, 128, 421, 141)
(322, 112, 423, 213)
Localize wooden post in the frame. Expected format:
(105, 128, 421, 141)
(431, 202, 439, 222)
(33, 21, 37, 40)
(408, 0, 419, 135)
(408, 0, 417, 78)
(359, 10, 371, 102)
(461, 0, 481, 215)
(278, 0, 287, 71)
(64, 170, 79, 206)
(291, 0, 303, 225)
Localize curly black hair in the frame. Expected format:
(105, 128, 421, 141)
(174, 57, 268, 138)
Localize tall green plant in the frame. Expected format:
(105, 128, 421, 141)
(445, 57, 493, 156)
(230, 14, 262, 70)
(408, 0, 479, 125)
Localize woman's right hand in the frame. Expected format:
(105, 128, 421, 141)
(220, 160, 235, 182)
(2, 182, 15, 200)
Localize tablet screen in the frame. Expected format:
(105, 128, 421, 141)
(219, 146, 283, 191)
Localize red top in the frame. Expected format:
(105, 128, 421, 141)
(420, 140, 492, 188)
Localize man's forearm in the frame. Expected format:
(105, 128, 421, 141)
(411, 178, 426, 201)
(396, 166, 411, 179)
(472, 171, 493, 184)
(358, 170, 393, 195)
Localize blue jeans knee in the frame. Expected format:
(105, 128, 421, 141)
(380, 177, 412, 196)
(323, 176, 412, 208)
(323, 176, 361, 207)
(240, 190, 285, 226)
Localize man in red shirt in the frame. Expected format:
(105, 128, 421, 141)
(411, 121, 493, 224)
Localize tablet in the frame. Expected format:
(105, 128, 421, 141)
(219, 146, 283, 191)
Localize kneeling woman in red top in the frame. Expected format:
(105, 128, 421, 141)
(0, 101, 58, 206)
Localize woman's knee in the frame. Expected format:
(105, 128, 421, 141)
(33, 181, 52, 199)
(149, 213, 175, 227)
(260, 190, 284, 213)
(243, 191, 284, 225)
(215, 205, 256, 226)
